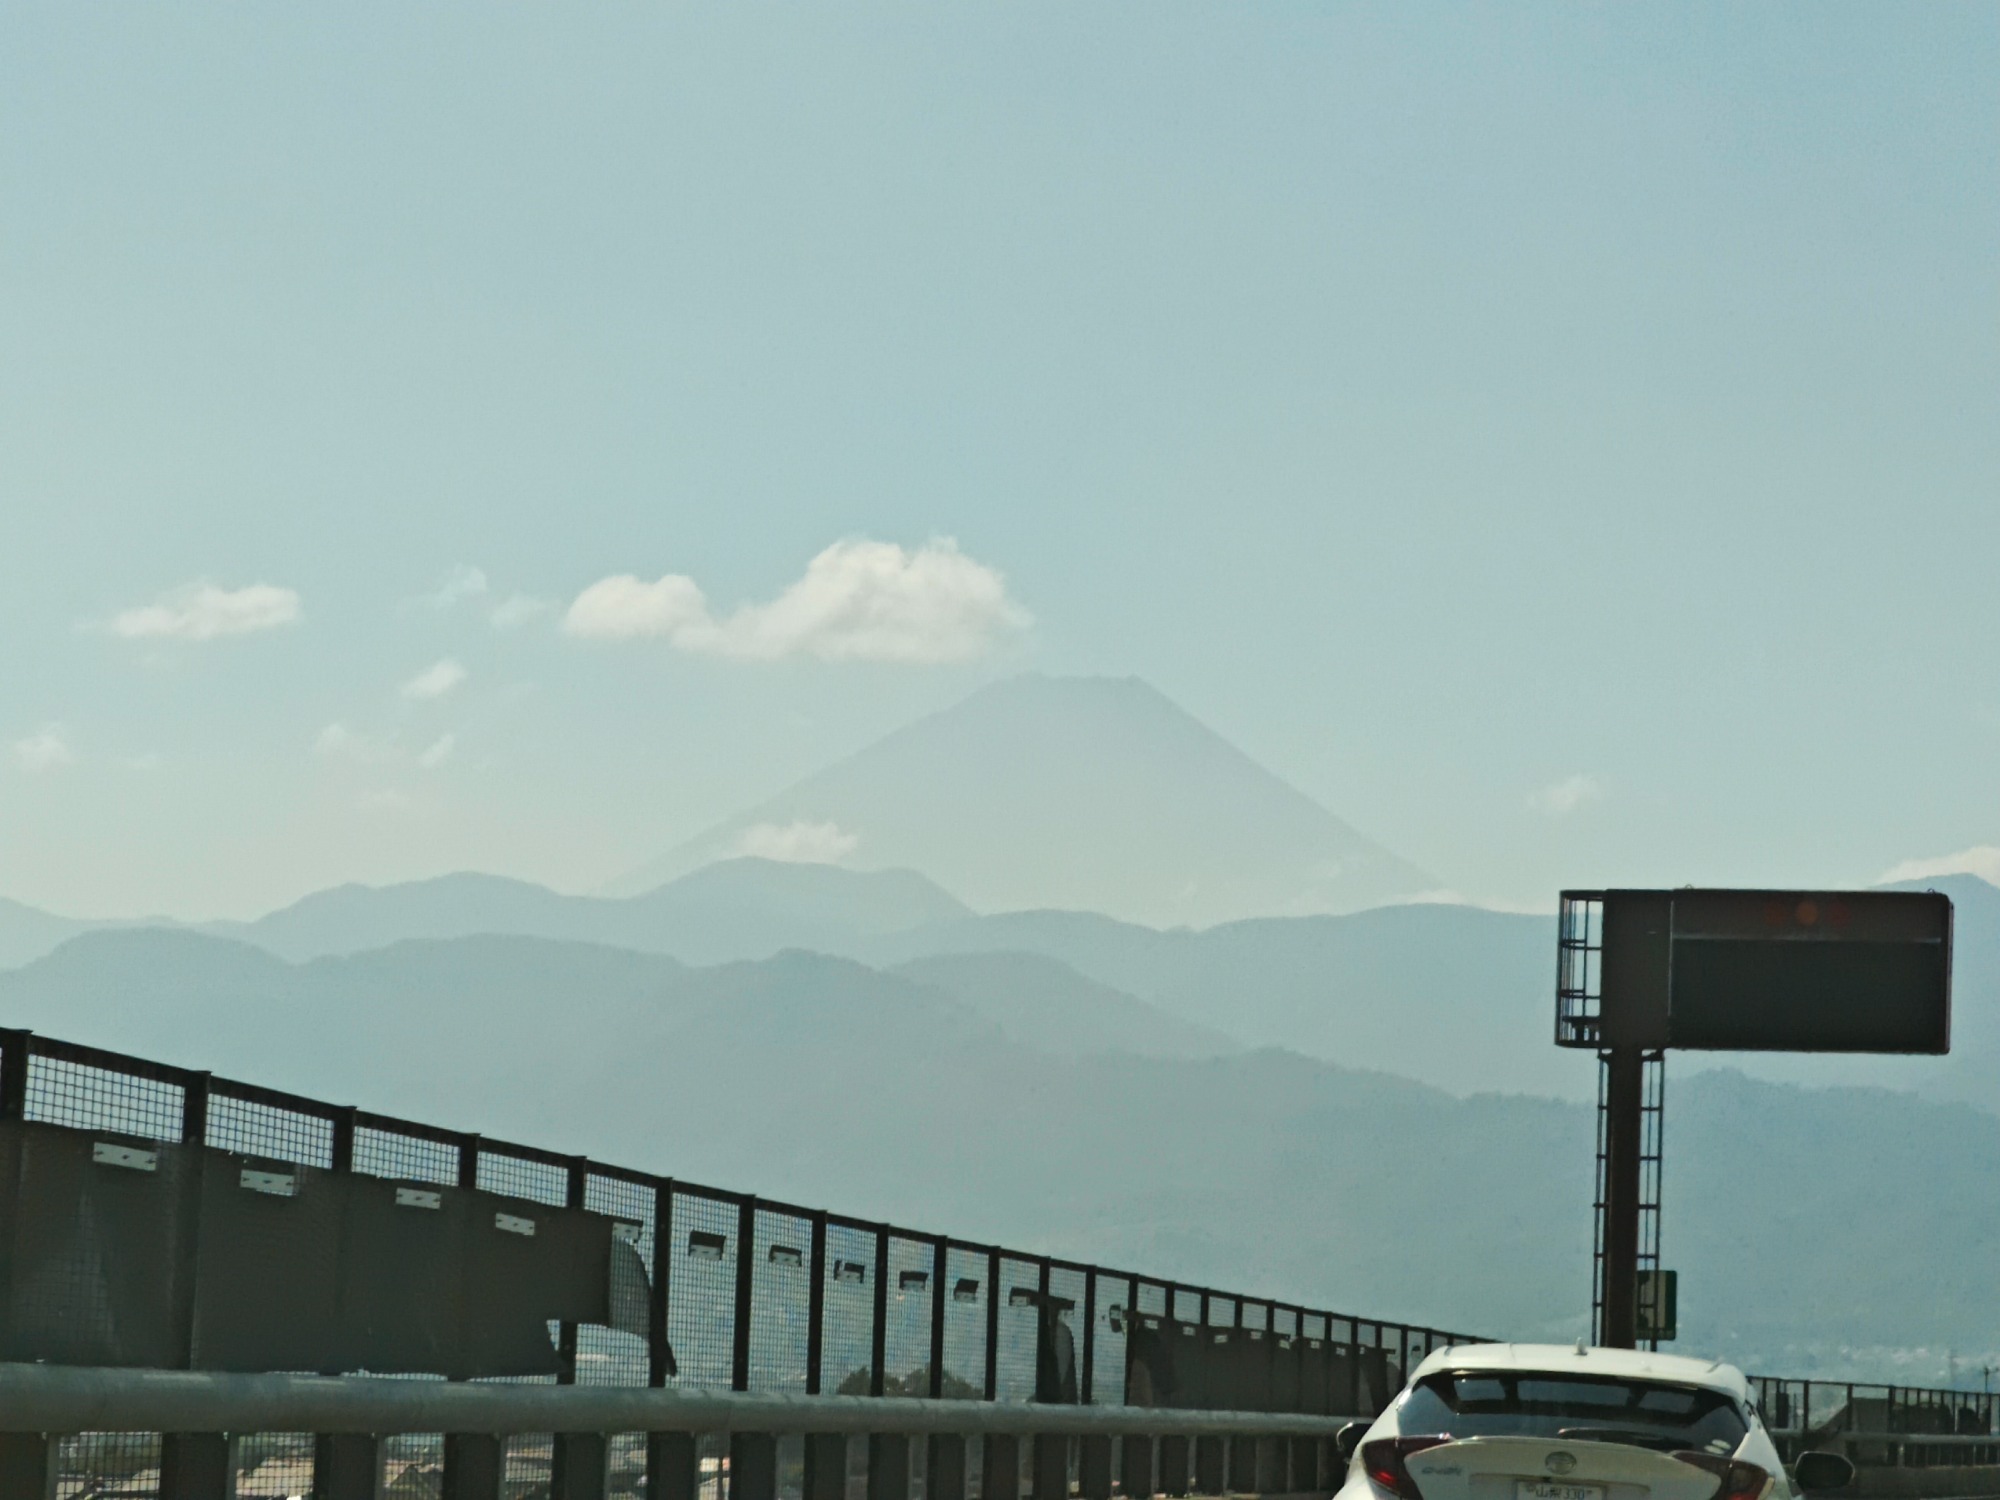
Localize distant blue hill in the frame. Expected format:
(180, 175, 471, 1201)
(192, 857, 971, 965)
(4, 866, 1995, 1112)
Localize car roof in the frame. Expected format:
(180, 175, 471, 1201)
(1409, 1343, 1750, 1401)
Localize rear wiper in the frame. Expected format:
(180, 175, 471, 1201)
(1555, 1428, 1686, 1453)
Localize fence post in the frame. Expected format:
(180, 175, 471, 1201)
(159, 1432, 233, 1500)
(733, 1432, 778, 1500)
(0, 1432, 53, 1500)
(651, 1182, 677, 1386)
(1227, 1436, 1256, 1493)
(1032, 1434, 1068, 1500)
(929, 1235, 949, 1399)
(558, 1159, 588, 1385)
(1079, 1435, 1114, 1499)
(552, 1152, 605, 1499)
(868, 1433, 910, 1500)
(173, 1072, 212, 1371)
(1082, 1271, 1098, 1405)
(1122, 1434, 1156, 1500)
(734, 1197, 758, 1392)
(313, 1434, 383, 1500)
(982, 1433, 1021, 1500)
(985, 1249, 1002, 1400)
(1194, 1436, 1226, 1495)
(871, 1227, 891, 1397)
(804, 1433, 847, 1500)
(1158, 1435, 1190, 1497)
(1290, 1435, 1321, 1492)
(0, 1030, 29, 1121)
(0, 1032, 28, 1381)
(440, 1434, 503, 1500)
(929, 1435, 968, 1500)
(646, 1432, 698, 1500)
(552, 1433, 608, 1500)
(806, 1212, 828, 1394)
(1252, 1436, 1284, 1494)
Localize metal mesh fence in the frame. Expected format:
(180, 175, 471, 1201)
(821, 1220, 878, 1397)
(750, 1207, 813, 1394)
(0, 1028, 1489, 1437)
(993, 1257, 1041, 1402)
(883, 1236, 936, 1395)
(25, 1053, 184, 1142)
(941, 1245, 988, 1400)
(351, 1123, 459, 1185)
(1089, 1272, 1131, 1407)
(57, 1432, 162, 1497)
(580, 1172, 657, 1388)
(668, 1192, 741, 1391)
(205, 1091, 335, 1169)
(233, 1433, 316, 1497)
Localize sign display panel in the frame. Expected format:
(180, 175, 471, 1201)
(1634, 1269, 1676, 1342)
(1564, 888, 1952, 1054)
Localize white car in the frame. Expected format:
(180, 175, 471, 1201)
(1333, 1343, 1852, 1500)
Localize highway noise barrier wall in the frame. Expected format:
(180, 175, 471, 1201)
(0, 1028, 1472, 1414)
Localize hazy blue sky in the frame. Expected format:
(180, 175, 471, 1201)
(2, 5, 1994, 919)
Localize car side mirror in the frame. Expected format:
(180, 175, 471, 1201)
(1336, 1422, 1369, 1462)
(1794, 1452, 1855, 1492)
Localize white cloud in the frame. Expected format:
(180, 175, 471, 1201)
(563, 538, 1029, 663)
(564, 573, 709, 642)
(421, 565, 489, 610)
(732, 820, 860, 864)
(313, 723, 397, 764)
(417, 733, 456, 770)
(489, 593, 552, 630)
(13, 725, 73, 773)
(1530, 773, 1604, 816)
(401, 658, 468, 700)
(110, 582, 301, 641)
(1877, 846, 2000, 888)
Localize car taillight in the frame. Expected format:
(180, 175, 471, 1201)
(1362, 1437, 1448, 1500)
(1673, 1451, 1770, 1500)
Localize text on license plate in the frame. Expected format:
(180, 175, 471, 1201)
(1517, 1483, 1605, 1500)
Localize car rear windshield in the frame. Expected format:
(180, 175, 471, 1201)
(1398, 1371, 1749, 1455)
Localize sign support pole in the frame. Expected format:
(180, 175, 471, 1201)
(1598, 1046, 1643, 1350)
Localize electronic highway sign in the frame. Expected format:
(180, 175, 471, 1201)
(1558, 888, 1952, 1054)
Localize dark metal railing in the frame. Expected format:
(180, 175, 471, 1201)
(0, 1363, 1351, 1500)
(1754, 1376, 2000, 1469)
(0, 1026, 1470, 1495)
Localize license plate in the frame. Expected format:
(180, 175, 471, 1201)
(1517, 1483, 1605, 1500)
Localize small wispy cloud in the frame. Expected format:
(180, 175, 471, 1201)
(313, 723, 397, 764)
(1877, 846, 2000, 888)
(732, 819, 860, 864)
(109, 581, 302, 642)
(564, 538, 1029, 664)
(400, 658, 468, 701)
(1530, 773, 1604, 816)
(417, 733, 456, 770)
(488, 593, 552, 630)
(414, 565, 549, 629)
(420, 565, 489, 610)
(12, 725, 74, 773)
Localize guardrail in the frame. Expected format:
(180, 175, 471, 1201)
(1754, 1379, 2000, 1470)
(0, 1363, 1349, 1500)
